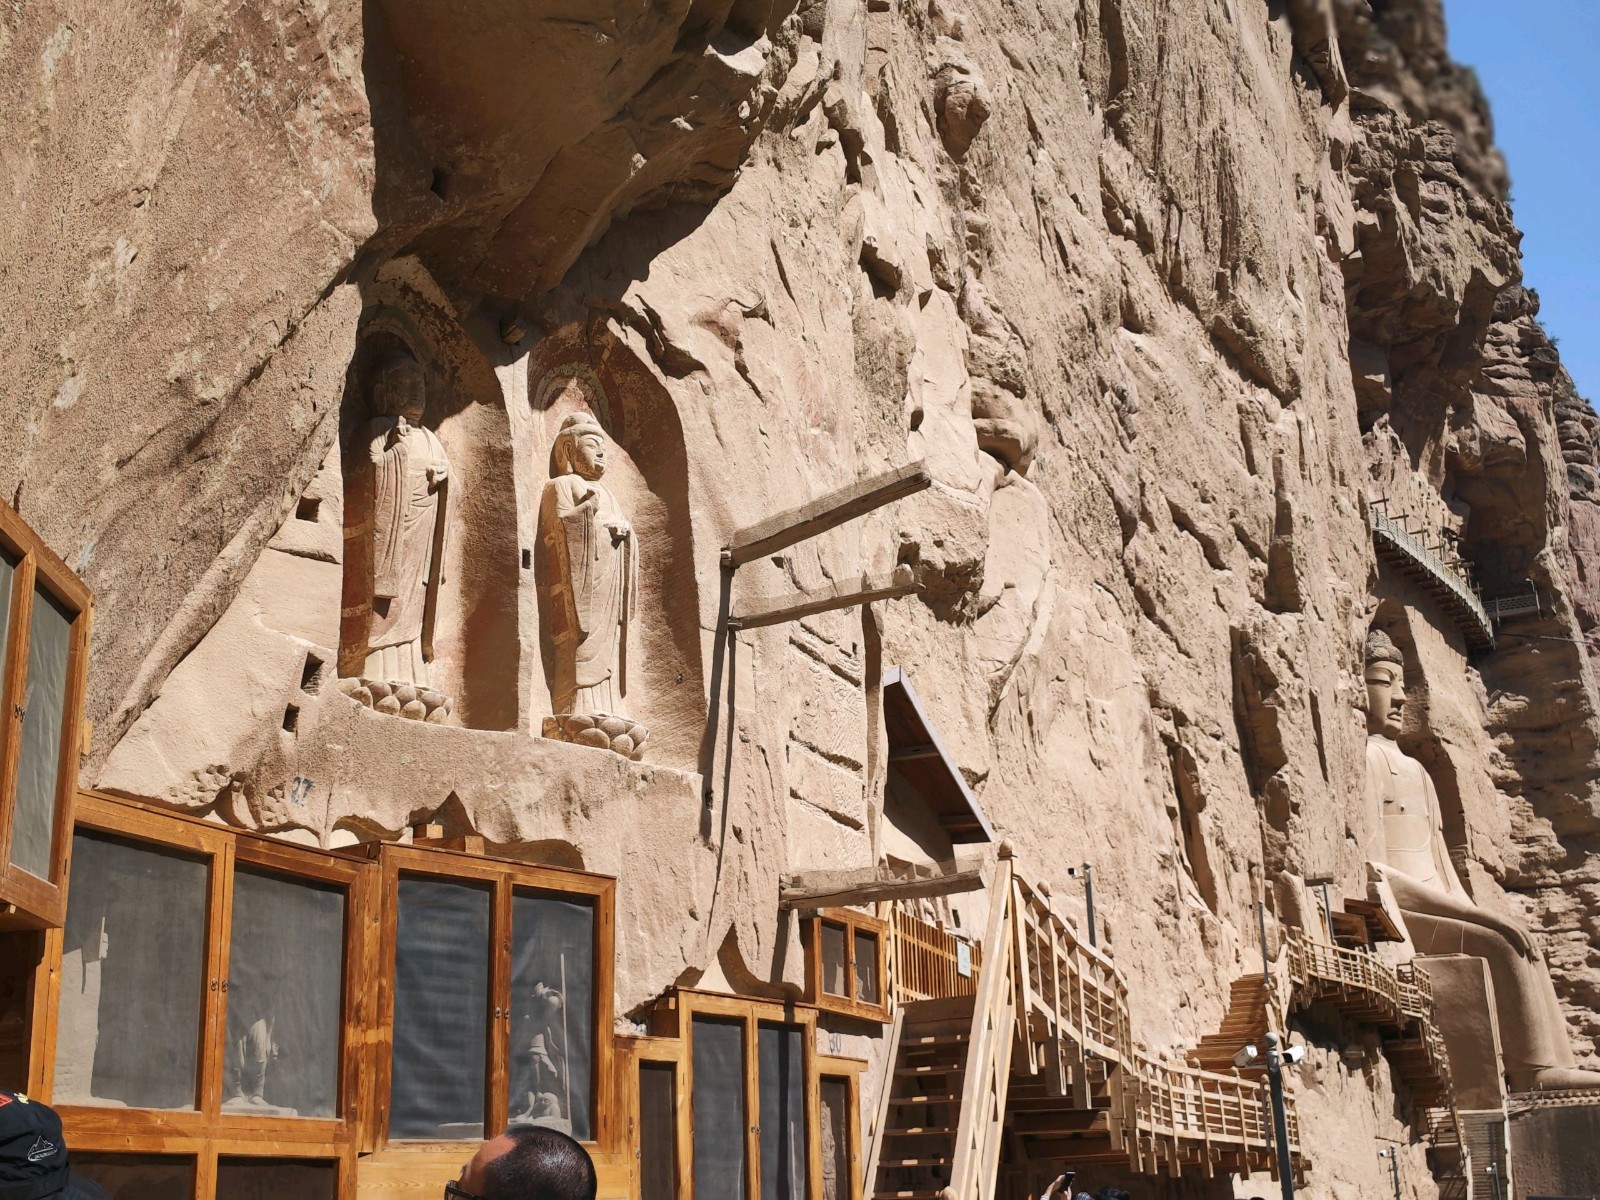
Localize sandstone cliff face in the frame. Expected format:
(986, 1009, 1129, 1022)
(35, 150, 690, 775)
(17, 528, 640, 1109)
(4, 0, 1598, 1194)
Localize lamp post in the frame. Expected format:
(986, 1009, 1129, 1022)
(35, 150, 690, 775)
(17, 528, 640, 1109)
(1067, 863, 1096, 948)
(1234, 1034, 1300, 1200)
(1378, 1147, 1402, 1200)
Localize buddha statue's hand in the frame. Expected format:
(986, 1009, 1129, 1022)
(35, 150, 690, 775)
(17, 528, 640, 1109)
(1490, 913, 1540, 960)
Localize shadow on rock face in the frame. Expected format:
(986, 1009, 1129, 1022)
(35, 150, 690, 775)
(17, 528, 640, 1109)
(359, 0, 804, 310)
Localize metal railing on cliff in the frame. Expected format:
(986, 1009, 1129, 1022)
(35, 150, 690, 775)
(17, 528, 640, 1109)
(1368, 502, 1496, 651)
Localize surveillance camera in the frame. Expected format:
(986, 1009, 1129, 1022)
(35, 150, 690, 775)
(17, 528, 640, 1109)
(1282, 1045, 1307, 1065)
(1233, 1044, 1259, 1068)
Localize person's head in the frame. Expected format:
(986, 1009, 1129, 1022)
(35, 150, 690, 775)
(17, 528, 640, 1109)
(372, 353, 427, 424)
(550, 414, 607, 482)
(1363, 628, 1406, 738)
(0, 1089, 69, 1198)
(452, 1128, 596, 1200)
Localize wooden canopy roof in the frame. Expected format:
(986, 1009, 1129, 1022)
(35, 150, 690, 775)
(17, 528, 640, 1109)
(883, 667, 995, 845)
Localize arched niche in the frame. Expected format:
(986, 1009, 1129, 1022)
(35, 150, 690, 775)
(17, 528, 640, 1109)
(522, 324, 705, 768)
(338, 264, 520, 731)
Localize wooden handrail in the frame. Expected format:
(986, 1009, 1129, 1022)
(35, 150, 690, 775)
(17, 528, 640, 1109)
(859, 1003, 905, 1195)
(1007, 868, 1301, 1171)
(946, 857, 1017, 1200)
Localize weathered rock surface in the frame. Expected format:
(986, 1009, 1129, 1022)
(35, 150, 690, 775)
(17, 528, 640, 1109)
(6, 0, 1600, 1192)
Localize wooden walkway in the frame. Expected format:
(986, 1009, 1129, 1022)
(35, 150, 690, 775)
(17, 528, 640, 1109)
(869, 864, 1303, 1197)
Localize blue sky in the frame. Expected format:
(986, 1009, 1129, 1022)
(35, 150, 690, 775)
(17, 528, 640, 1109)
(1444, 3, 1600, 402)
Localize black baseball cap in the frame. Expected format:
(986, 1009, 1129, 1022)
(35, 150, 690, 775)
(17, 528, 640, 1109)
(0, 1091, 68, 1200)
(0, 1100, 104, 1200)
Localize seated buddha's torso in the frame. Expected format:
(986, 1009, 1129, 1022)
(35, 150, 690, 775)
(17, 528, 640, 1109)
(1367, 735, 1446, 890)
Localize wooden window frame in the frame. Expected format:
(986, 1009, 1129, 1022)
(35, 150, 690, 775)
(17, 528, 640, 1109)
(370, 843, 618, 1156)
(0, 503, 92, 931)
(31, 793, 375, 1180)
(802, 910, 889, 1023)
(649, 989, 823, 1200)
(66, 1142, 357, 1198)
(816, 1056, 865, 1200)
(620, 1035, 690, 1200)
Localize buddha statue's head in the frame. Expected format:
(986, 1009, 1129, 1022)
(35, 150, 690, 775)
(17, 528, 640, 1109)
(552, 412, 608, 482)
(1364, 629, 1407, 739)
(371, 353, 427, 424)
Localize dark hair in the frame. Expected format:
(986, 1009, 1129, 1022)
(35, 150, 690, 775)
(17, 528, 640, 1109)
(483, 1128, 596, 1200)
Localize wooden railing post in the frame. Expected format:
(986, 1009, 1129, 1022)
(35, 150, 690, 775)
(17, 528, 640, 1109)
(948, 855, 1017, 1200)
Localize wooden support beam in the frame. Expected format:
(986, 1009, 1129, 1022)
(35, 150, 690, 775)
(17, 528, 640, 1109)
(722, 461, 932, 567)
(779, 855, 985, 908)
(727, 567, 919, 631)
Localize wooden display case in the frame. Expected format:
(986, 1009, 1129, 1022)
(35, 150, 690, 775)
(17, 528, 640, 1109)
(365, 843, 618, 1154)
(644, 989, 845, 1200)
(0, 503, 91, 931)
(31, 794, 372, 1193)
(15, 794, 628, 1199)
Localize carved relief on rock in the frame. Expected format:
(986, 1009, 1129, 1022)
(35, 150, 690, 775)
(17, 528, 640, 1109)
(1362, 628, 1600, 1093)
(337, 349, 453, 723)
(535, 403, 648, 761)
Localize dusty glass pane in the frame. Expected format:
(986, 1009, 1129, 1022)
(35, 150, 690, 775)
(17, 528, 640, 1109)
(53, 831, 207, 1110)
(853, 930, 879, 1006)
(820, 922, 846, 996)
(71, 1154, 194, 1199)
(225, 867, 345, 1118)
(217, 1157, 338, 1200)
(820, 1077, 851, 1200)
(509, 892, 595, 1140)
(759, 1022, 806, 1200)
(390, 876, 490, 1139)
(692, 1015, 746, 1200)
(13, 586, 72, 879)
(639, 1061, 677, 1200)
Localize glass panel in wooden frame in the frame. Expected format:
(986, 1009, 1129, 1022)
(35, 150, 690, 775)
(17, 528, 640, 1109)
(34, 794, 373, 1162)
(757, 1021, 807, 1200)
(71, 1153, 196, 1198)
(509, 890, 596, 1140)
(52, 827, 210, 1111)
(815, 1062, 864, 1200)
(803, 911, 888, 1023)
(692, 1015, 747, 1200)
(216, 1156, 340, 1199)
(0, 502, 92, 930)
(224, 866, 346, 1119)
(390, 875, 492, 1140)
(638, 1058, 679, 1200)
(650, 991, 823, 1200)
(373, 844, 616, 1152)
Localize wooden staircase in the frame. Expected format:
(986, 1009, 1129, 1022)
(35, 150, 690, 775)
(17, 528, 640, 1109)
(866, 996, 973, 1199)
(1188, 975, 1271, 1073)
(866, 857, 1019, 1200)
(866, 859, 1299, 1197)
